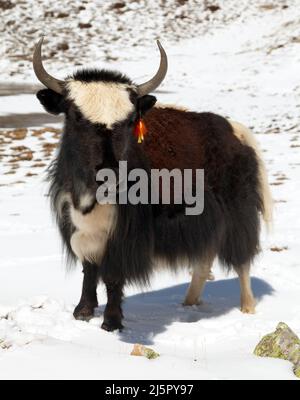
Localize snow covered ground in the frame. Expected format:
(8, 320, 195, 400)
(0, 1, 300, 380)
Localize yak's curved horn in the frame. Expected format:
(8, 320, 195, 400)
(136, 40, 168, 97)
(33, 37, 64, 94)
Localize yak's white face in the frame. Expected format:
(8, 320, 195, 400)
(67, 80, 135, 129)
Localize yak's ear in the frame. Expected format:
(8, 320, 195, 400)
(137, 95, 157, 116)
(36, 89, 66, 115)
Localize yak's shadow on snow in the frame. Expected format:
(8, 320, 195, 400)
(100, 277, 273, 345)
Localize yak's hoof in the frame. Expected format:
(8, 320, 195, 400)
(240, 305, 256, 314)
(182, 299, 203, 306)
(101, 319, 124, 332)
(240, 297, 256, 314)
(73, 303, 97, 321)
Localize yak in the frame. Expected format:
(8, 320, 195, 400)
(33, 37, 272, 332)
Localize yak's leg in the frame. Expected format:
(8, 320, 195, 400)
(234, 263, 256, 314)
(101, 278, 124, 332)
(73, 261, 98, 321)
(183, 257, 214, 306)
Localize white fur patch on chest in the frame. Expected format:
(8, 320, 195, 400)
(67, 80, 134, 129)
(70, 201, 117, 264)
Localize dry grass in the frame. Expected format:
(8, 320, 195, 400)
(42, 142, 58, 157)
(270, 246, 288, 252)
(26, 172, 38, 177)
(32, 127, 61, 138)
(32, 162, 47, 168)
(5, 129, 28, 140)
(0, 127, 59, 185)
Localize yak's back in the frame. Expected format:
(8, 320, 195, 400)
(143, 106, 242, 172)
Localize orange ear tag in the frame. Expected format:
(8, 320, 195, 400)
(134, 118, 147, 143)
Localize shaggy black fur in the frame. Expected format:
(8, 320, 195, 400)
(101, 279, 124, 331)
(151, 150, 261, 270)
(73, 261, 98, 321)
(37, 75, 263, 331)
(143, 108, 262, 270)
(71, 68, 133, 85)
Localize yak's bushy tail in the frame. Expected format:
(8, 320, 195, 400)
(230, 121, 273, 231)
